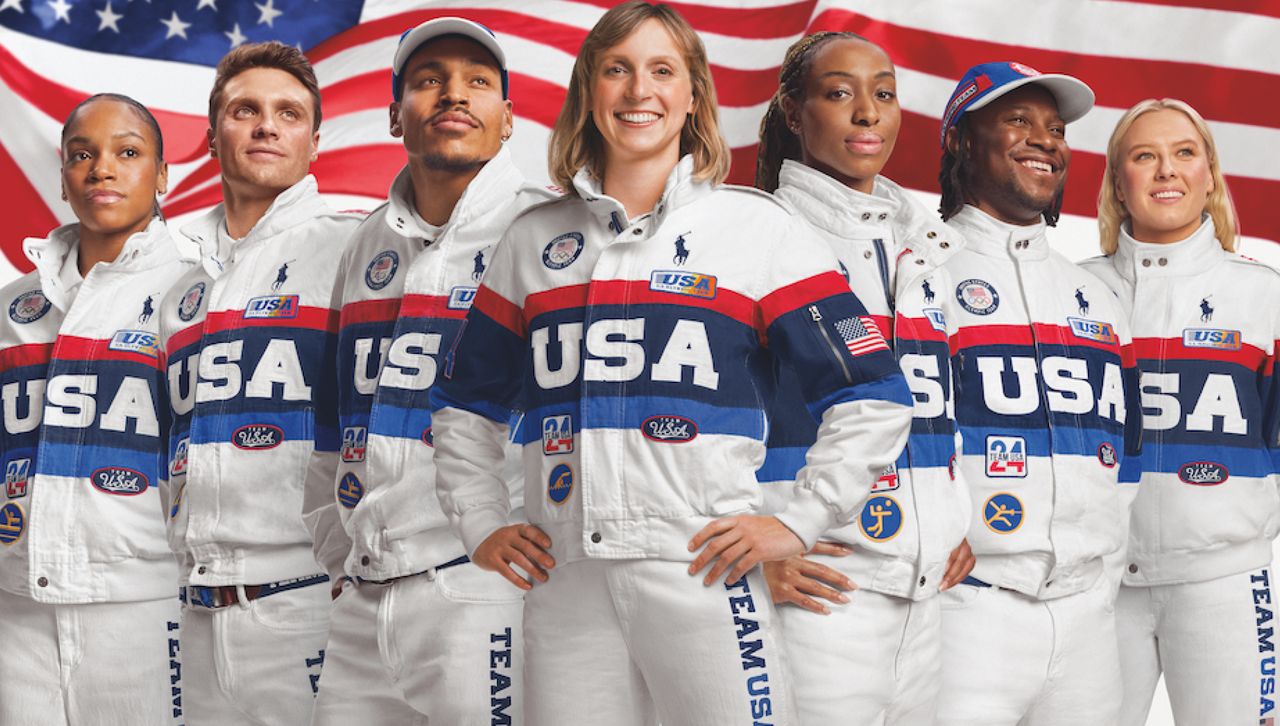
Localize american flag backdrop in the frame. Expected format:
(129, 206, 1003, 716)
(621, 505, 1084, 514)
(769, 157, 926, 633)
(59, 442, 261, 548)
(1, 0, 1278, 284)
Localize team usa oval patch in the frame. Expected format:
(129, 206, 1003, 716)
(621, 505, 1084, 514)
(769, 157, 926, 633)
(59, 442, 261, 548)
(983, 493, 1024, 534)
(0, 502, 25, 545)
(859, 495, 902, 541)
(178, 282, 206, 322)
(956, 279, 999, 316)
(548, 464, 573, 504)
(542, 232, 584, 270)
(337, 472, 364, 509)
(232, 424, 284, 450)
(1178, 461, 1228, 486)
(640, 415, 698, 443)
(90, 467, 148, 496)
(365, 250, 399, 290)
(421, 427, 434, 447)
(9, 290, 50, 324)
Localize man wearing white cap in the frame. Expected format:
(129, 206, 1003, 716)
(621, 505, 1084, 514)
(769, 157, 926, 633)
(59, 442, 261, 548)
(931, 62, 1144, 725)
(304, 18, 554, 725)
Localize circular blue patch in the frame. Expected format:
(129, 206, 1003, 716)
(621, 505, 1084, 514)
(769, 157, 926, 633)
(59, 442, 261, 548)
(365, 250, 399, 290)
(547, 464, 573, 505)
(0, 502, 25, 545)
(8, 290, 50, 324)
(178, 282, 206, 322)
(956, 279, 999, 316)
(337, 472, 364, 509)
(859, 495, 902, 541)
(542, 232, 584, 270)
(984, 493, 1023, 534)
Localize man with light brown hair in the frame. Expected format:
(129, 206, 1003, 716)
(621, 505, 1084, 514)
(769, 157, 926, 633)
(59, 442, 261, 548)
(157, 41, 359, 725)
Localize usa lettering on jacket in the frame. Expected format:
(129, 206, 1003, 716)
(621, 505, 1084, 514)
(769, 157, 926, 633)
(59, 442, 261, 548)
(159, 175, 360, 588)
(758, 162, 970, 601)
(0, 218, 189, 603)
(1081, 218, 1280, 587)
(431, 156, 913, 564)
(306, 155, 553, 583)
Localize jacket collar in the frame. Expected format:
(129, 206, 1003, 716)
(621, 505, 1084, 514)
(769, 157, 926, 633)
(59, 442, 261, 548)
(382, 146, 526, 241)
(1111, 216, 1222, 281)
(948, 204, 1049, 261)
(775, 160, 902, 237)
(571, 155, 712, 233)
(24, 217, 173, 312)
(774, 160, 962, 274)
(179, 175, 330, 276)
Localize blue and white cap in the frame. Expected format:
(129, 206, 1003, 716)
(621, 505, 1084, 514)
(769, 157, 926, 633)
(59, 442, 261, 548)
(939, 61, 1094, 147)
(391, 17, 509, 101)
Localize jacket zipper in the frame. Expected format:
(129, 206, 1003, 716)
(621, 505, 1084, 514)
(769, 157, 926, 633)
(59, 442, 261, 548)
(809, 304, 853, 384)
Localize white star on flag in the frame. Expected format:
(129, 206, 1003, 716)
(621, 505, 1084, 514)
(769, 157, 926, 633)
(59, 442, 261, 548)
(96, 1, 123, 33)
(159, 10, 190, 40)
(47, 0, 70, 23)
(196, 0, 217, 9)
(255, 0, 281, 28)
(0, 0, 24, 14)
(225, 22, 246, 49)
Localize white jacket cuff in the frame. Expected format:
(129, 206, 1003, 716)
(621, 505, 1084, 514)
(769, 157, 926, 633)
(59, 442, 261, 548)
(774, 487, 834, 551)
(459, 504, 512, 559)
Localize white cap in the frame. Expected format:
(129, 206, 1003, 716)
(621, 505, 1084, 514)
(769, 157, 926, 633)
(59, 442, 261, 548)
(391, 17, 508, 101)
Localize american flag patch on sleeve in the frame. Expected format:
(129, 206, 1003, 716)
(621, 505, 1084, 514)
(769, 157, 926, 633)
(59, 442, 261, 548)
(835, 316, 890, 357)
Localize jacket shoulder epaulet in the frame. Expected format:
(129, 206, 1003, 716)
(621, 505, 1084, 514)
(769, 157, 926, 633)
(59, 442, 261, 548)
(718, 183, 792, 213)
(506, 192, 576, 227)
(1226, 251, 1280, 281)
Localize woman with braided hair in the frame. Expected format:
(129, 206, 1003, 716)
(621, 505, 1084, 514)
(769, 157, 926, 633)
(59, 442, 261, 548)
(756, 31, 974, 725)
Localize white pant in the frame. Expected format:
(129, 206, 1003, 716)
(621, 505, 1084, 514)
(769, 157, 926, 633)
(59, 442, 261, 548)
(181, 581, 331, 725)
(525, 559, 794, 726)
(0, 587, 182, 726)
(1118, 564, 1276, 725)
(936, 576, 1121, 726)
(311, 563, 525, 725)
(780, 565, 941, 725)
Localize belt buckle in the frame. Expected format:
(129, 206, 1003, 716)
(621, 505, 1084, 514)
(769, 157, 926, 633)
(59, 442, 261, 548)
(193, 585, 231, 608)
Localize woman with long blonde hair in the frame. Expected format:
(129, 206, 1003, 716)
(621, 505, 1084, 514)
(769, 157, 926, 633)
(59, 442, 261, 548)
(1081, 98, 1277, 726)
(429, 3, 914, 724)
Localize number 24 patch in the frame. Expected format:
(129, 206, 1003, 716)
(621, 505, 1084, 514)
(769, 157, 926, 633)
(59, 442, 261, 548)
(986, 435, 1027, 478)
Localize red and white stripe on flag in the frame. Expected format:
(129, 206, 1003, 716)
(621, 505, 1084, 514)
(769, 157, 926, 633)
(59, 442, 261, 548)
(1, 0, 1277, 282)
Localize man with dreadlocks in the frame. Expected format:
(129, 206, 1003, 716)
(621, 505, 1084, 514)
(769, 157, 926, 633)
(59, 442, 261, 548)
(753, 31, 973, 725)
(931, 62, 1143, 725)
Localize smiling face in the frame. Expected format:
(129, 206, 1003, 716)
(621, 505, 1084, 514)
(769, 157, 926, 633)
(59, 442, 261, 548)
(785, 38, 900, 194)
(590, 18, 695, 174)
(955, 84, 1070, 225)
(61, 98, 167, 240)
(391, 35, 512, 172)
(209, 67, 319, 200)
(1115, 108, 1213, 244)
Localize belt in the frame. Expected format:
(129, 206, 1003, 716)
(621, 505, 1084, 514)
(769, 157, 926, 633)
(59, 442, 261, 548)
(181, 573, 330, 609)
(961, 575, 991, 588)
(353, 555, 470, 586)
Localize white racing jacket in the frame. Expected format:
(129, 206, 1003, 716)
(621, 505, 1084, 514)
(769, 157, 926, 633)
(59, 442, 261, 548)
(430, 156, 914, 565)
(767, 161, 971, 600)
(303, 150, 556, 582)
(160, 176, 360, 587)
(1081, 219, 1280, 586)
(0, 219, 191, 603)
(945, 205, 1143, 599)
